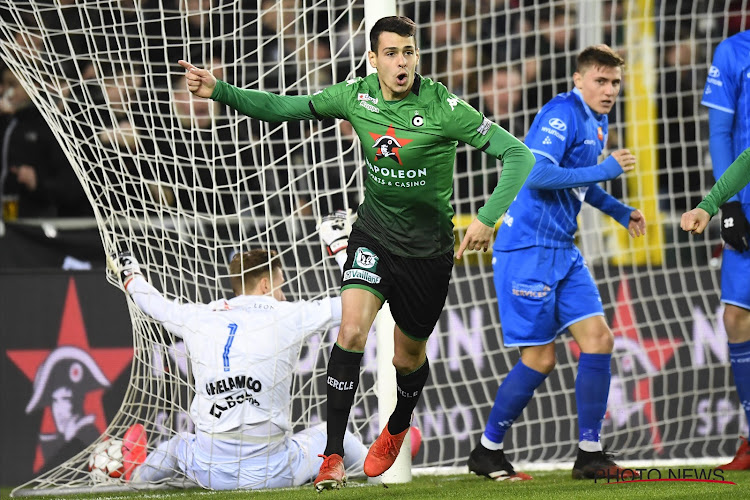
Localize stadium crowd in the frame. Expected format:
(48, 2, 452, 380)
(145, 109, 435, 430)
(2, 0, 745, 228)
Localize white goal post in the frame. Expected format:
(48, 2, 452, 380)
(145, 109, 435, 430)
(1, 0, 746, 496)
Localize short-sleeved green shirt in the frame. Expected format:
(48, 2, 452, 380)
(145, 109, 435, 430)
(310, 73, 499, 258)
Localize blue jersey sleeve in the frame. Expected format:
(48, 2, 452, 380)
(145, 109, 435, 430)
(584, 184, 634, 228)
(709, 108, 740, 202)
(524, 100, 575, 165)
(525, 154, 624, 190)
(702, 39, 738, 115)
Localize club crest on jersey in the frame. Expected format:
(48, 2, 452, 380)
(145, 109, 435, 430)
(353, 247, 378, 270)
(368, 124, 413, 165)
(412, 114, 424, 127)
(597, 127, 604, 141)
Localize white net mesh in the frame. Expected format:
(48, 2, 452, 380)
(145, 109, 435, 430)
(1, 0, 747, 495)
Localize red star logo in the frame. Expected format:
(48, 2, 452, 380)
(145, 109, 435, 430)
(568, 274, 679, 454)
(368, 124, 413, 165)
(6, 278, 133, 472)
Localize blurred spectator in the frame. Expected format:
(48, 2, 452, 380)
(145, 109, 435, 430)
(86, 1, 165, 84)
(155, 0, 234, 87)
(522, 5, 578, 110)
(724, 0, 750, 35)
(602, 0, 625, 48)
(447, 46, 480, 99)
(331, 7, 367, 80)
(301, 120, 360, 215)
(248, 0, 303, 91)
(657, 37, 704, 212)
(420, 2, 468, 79)
(40, 0, 94, 80)
(477, 0, 525, 65)
(146, 73, 259, 219)
(0, 66, 91, 219)
(478, 66, 525, 137)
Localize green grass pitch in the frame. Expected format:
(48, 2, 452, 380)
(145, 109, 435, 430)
(4, 469, 750, 500)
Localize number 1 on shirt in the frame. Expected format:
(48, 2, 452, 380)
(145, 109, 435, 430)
(223, 323, 238, 372)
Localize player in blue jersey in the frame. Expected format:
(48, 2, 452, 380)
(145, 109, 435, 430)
(701, 30, 750, 470)
(467, 45, 646, 481)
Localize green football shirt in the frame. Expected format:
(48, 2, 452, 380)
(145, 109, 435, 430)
(310, 73, 499, 257)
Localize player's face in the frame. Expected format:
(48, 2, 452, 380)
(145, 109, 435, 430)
(573, 64, 622, 115)
(368, 32, 419, 101)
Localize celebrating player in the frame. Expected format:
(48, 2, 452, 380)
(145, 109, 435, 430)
(179, 15, 534, 490)
(109, 213, 370, 490)
(468, 45, 645, 481)
(689, 29, 750, 470)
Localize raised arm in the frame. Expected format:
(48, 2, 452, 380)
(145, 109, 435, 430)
(178, 59, 315, 122)
(110, 252, 193, 337)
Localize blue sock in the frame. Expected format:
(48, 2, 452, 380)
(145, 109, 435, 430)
(729, 340, 750, 428)
(576, 353, 612, 444)
(483, 361, 547, 445)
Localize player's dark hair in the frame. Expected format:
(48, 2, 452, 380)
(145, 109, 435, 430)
(577, 44, 625, 73)
(370, 16, 417, 52)
(229, 249, 281, 296)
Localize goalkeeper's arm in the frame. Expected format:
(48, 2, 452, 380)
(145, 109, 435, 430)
(179, 59, 315, 122)
(109, 252, 190, 335)
(319, 210, 352, 272)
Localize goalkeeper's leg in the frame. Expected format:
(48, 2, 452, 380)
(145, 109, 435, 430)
(131, 435, 181, 483)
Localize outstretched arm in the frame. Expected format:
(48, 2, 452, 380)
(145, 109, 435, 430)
(457, 128, 535, 259)
(683, 147, 750, 242)
(178, 59, 315, 122)
(109, 252, 192, 336)
(696, 147, 750, 218)
(525, 149, 635, 190)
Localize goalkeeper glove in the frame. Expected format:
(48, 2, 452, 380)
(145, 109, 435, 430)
(318, 210, 351, 256)
(112, 251, 142, 290)
(720, 201, 750, 252)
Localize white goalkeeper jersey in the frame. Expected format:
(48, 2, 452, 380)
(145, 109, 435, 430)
(127, 276, 341, 449)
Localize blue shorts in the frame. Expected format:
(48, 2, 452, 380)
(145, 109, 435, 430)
(493, 246, 604, 347)
(721, 245, 750, 310)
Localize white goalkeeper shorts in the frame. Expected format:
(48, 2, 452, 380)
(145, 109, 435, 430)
(134, 424, 366, 490)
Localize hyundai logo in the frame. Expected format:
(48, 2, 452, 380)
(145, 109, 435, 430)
(548, 118, 567, 131)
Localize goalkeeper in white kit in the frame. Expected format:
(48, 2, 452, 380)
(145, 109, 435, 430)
(109, 213, 369, 490)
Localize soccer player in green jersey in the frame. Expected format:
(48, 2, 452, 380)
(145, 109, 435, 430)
(681, 147, 750, 236)
(179, 16, 535, 490)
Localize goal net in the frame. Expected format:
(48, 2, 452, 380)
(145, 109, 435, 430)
(1, 0, 745, 496)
